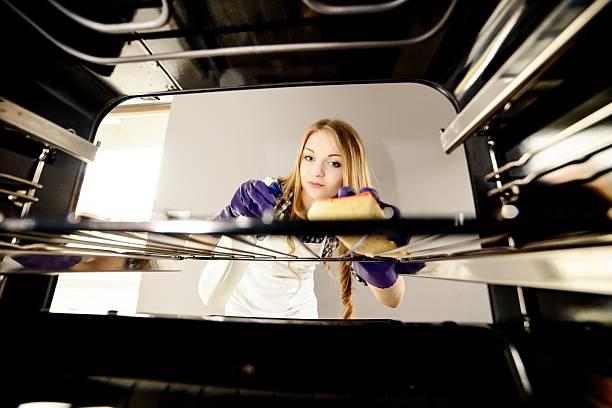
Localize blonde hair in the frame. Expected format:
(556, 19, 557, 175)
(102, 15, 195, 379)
(279, 118, 373, 319)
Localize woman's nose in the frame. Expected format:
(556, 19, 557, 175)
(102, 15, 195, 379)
(310, 161, 324, 177)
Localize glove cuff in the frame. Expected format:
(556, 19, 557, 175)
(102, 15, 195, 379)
(352, 261, 398, 289)
(211, 206, 236, 221)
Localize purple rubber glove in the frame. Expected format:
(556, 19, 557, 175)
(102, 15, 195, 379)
(338, 186, 425, 288)
(338, 186, 400, 219)
(213, 179, 281, 220)
(12, 254, 82, 270)
(352, 258, 426, 288)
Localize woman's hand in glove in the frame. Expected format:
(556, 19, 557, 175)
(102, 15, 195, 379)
(337, 186, 425, 288)
(352, 258, 425, 288)
(214, 179, 281, 220)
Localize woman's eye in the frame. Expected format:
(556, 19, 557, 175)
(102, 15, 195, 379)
(303, 155, 314, 161)
(329, 161, 341, 168)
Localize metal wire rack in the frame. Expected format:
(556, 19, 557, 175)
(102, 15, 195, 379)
(1, 216, 610, 273)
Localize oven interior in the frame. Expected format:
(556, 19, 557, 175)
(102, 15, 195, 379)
(0, 0, 611, 406)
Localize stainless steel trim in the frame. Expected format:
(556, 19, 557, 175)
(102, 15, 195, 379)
(415, 245, 612, 296)
(302, 0, 409, 15)
(3, 0, 457, 66)
(47, 0, 170, 34)
(521, 232, 612, 251)
(453, 0, 526, 101)
(440, 0, 609, 153)
(0, 97, 97, 163)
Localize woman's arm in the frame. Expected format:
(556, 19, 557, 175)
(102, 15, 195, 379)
(352, 260, 406, 308)
(367, 276, 405, 308)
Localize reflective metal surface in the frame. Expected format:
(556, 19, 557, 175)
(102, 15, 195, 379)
(1, 217, 609, 297)
(485, 101, 612, 182)
(440, 0, 607, 153)
(2, 0, 497, 99)
(452, 0, 527, 102)
(0, 98, 97, 163)
(487, 128, 612, 197)
(419, 246, 612, 295)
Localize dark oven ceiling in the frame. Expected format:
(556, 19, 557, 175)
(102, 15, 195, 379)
(1, 0, 504, 113)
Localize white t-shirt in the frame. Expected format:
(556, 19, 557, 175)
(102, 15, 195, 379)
(225, 235, 325, 319)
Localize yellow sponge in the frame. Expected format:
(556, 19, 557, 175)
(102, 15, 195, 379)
(307, 192, 407, 258)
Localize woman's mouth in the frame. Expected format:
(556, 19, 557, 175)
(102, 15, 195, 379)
(307, 182, 324, 189)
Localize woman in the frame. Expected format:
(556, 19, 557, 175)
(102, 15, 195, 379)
(202, 118, 422, 319)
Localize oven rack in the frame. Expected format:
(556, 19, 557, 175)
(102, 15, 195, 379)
(1, 216, 609, 269)
(3, 0, 458, 66)
(485, 98, 612, 200)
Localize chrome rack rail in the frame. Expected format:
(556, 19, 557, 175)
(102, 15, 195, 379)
(47, 0, 170, 34)
(0, 172, 42, 206)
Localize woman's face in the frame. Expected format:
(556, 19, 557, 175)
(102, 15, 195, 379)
(300, 129, 344, 209)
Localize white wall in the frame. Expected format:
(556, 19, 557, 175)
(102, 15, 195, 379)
(52, 110, 169, 315)
(137, 83, 492, 323)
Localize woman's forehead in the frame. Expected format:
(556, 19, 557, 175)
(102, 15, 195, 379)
(304, 129, 341, 154)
